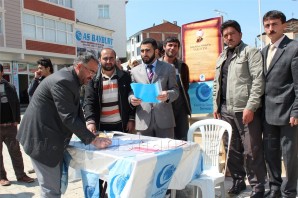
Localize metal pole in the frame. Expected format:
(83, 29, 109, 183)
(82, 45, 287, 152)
(258, 0, 263, 49)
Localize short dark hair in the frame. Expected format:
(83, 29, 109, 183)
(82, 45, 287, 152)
(141, 38, 158, 50)
(220, 20, 242, 35)
(163, 37, 181, 48)
(37, 58, 54, 73)
(263, 10, 286, 24)
(0, 64, 3, 73)
(74, 51, 99, 66)
(98, 48, 117, 59)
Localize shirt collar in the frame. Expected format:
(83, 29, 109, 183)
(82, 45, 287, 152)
(145, 59, 157, 68)
(270, 35, 285, 48)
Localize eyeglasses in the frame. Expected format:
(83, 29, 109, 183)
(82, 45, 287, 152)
(82, 64, 97, 77)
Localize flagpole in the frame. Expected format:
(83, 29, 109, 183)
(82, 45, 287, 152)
(258, 0, 263, 49)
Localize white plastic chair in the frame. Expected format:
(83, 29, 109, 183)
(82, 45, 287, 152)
(187, 118, 232, 198)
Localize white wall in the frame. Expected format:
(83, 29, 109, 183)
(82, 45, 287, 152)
(74, 0, 127, 58)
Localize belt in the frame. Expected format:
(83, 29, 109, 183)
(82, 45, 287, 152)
(0, 123, 14, 127)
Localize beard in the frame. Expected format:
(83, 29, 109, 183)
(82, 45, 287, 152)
(142, 53, 156, 64)
(102, 63, 116, 71)
(165, 51, 176, 58)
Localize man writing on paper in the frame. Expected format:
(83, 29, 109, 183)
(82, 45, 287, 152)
(17, 52, 111, 198)
(129, 38, 179, 138)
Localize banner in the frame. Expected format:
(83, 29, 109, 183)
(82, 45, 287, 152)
(182, 17, 223, 113)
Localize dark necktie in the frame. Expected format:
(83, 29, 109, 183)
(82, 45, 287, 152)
(147, 65, 154, 82)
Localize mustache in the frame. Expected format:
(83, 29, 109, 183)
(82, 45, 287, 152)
(269, 30, 276, 35)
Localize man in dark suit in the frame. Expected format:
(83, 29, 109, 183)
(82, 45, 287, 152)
(262, 10, 298, 198)
(17, 52, 112, 197)
(129, 38, 179, 138)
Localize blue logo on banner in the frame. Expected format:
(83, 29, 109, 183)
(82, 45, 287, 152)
(150, 148, 183, 198)
(110, 174, 129, 196)
(81, 169, 100, 198)
(156, 164, 176, 188)
(196, 82, 212, 102)
(76, 30, 82, 41)
(108, 157, 133, 198)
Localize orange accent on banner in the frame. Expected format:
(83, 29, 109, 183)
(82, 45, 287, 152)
(182, 17, 223, 82)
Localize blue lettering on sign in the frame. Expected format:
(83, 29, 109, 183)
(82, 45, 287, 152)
(76, 30, 113, 45)
(83, 33, 91, 41)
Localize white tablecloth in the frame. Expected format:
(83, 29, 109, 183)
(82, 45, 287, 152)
(66, 132, 202, 198)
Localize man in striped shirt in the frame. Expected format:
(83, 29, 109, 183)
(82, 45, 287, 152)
(83, 48, 135, 134)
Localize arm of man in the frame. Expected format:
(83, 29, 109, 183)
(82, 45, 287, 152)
(289, 46, 298, 126)
(51, 81, 107, 147)
(163, 64, 179, 103)
(244, 48, 265, 124)
(83, 79, 98, 133)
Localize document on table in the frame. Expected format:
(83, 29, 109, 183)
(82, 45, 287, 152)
(132, 139, 188, 152)
(130, 81, 162, 103)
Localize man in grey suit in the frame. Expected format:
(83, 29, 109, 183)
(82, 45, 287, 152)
(129, 38, 179, 138)
(262, 10, 298, 198)
(17, 52, 112, 198)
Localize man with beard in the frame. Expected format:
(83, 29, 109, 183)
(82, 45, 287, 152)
(84, 48, 135, 134)
(161, 37, 191, 141)
(129, 38, 179, 138)
(83, 48, 135, 198)
(17, 52, 112, 197)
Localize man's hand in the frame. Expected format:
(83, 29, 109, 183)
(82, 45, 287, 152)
(92, 137, 112, 149)
(157, 91, 169, 102)
(289, 117, 298, 127)
(126, 120, 135, 133)
(34, 71, 41, 79)
(131, 96, 142, 106)
(243, 109, 254, 125)
(87, 123, 96, 134)
(213, 111, 221, 119)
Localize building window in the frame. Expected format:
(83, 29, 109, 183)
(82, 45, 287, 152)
(23, 13, 74, 45)
(98, 5, 109, 19)
(46, 0, 72, 8)
(136, 35, 140, 43)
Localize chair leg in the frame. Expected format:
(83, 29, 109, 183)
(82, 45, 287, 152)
(170, 189, 176, 198)
(201, 186, 215, 198)
(219, 182, 225, 198)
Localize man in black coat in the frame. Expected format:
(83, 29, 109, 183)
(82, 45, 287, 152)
(17, 52, 111, 197)
(0, 64, 34, 186)
(84, 48, 135, 133)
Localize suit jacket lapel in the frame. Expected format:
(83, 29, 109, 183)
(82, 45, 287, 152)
(140, 64, 150, 84)
(267, 37, 289, 75)
(152, 61, 161, 83)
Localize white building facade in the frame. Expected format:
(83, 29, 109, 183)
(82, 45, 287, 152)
(74, 0, 127, 59)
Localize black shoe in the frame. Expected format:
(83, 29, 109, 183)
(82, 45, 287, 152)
(228, 180, 246, 195)
(265, 190, 281, 198)
(250, 191, 265, 198)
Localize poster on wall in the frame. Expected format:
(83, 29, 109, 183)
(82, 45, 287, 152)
(75, 29, 114, 58)
(182, 17, 223, 114)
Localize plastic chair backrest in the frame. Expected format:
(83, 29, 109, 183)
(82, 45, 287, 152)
(187, 119, 232, 172)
